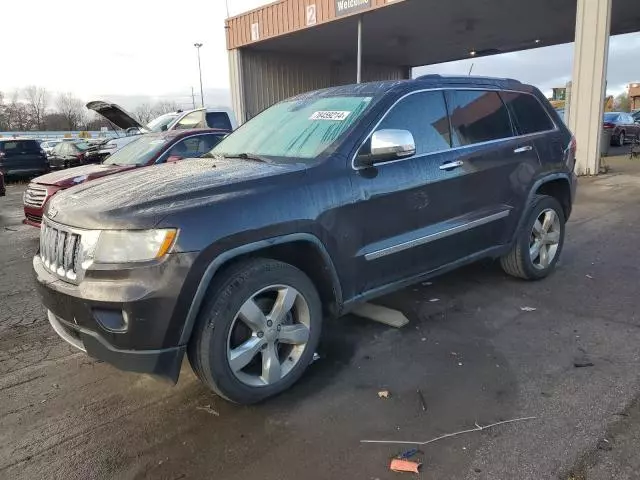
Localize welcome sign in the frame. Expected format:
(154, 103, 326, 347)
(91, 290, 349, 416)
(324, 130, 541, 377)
(335, 0, 371, 16)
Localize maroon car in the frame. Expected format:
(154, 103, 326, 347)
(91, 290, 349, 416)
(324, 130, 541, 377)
(603, 111, 640, 147)
(23, 129, 227, 226)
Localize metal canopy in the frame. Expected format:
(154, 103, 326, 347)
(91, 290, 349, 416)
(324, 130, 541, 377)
(246, 0, 640, 67)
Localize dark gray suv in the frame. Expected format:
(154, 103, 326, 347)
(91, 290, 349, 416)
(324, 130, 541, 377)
(34, 75, 577, 404)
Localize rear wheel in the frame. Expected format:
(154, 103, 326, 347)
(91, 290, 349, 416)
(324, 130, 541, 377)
(500, 195, 565, 280)
(618, 131, 626, 147)
(188, 258, 322, 404)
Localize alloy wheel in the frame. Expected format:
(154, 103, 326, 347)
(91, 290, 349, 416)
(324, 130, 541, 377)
(226, 285, 311, 387)
(529, 208, 561, 270)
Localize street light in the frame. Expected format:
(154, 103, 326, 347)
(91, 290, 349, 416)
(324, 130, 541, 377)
(194, 43, 204, 108)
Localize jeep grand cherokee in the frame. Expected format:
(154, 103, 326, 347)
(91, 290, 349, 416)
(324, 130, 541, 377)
(34, 75, 577, 404)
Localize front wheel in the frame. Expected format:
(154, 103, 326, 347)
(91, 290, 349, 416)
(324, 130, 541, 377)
(188, 258, 322, 404)
(618, 131, 626, 147)
(500, 195, 566, 280)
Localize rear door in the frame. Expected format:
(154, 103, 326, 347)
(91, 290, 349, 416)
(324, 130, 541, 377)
(437, 89, 540, 254)
(502, 91, 568, 170)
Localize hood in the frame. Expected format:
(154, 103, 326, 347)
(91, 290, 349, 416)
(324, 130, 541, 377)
(46, 158, 304, 229)
(33, 163, 137, 188)
(86, 100, 145, 131)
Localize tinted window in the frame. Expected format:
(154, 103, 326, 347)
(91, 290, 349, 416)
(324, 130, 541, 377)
(603, 113, 619, 122)
(446, 90, 513, 146)
(0, 140, 40, 154)
(206, 112, 232, 130)
(501, 92, 554, 134)
(166, 135, 222, 158)
(376, 91, 451, 155)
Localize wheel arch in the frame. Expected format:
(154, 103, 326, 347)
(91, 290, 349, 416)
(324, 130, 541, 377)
(512, 173, 572, 241)
(178, 233, 342, 345)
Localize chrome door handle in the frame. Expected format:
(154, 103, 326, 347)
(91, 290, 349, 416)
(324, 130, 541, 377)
(439, 160, 464, 170)
(514, 146, 533, 153)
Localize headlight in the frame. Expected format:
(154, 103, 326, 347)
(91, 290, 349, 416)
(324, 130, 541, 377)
(92, 229, 177, 263)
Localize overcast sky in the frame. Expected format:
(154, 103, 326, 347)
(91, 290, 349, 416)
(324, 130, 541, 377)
(1, 0, 638, 111)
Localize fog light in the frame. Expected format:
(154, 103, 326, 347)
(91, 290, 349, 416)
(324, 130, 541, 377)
(93, 309, 129, 332)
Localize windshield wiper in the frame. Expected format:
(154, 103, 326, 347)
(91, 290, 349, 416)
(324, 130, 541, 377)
(207, 152, 270, 163)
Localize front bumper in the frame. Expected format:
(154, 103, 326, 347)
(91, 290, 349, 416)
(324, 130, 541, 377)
(34, 251, 198, 382)
(47, 310, 185, 380)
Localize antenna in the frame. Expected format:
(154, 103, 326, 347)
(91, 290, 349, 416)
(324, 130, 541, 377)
(468, 63, 475, 76)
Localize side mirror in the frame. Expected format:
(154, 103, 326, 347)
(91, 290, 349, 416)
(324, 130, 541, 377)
(167, 155, 183, 162)
(161, 124, 168, 132)
(354, 129, 416, 168)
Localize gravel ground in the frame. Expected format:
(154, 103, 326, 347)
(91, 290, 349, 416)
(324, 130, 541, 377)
(1, 157, 639, 480)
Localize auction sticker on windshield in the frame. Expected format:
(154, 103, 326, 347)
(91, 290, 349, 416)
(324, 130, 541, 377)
(309, 111, 351, 121)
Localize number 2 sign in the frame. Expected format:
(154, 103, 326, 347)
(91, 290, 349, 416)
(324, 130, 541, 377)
(306, 4, 317, 26)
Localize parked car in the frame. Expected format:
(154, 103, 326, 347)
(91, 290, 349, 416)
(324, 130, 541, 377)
(46, 140, 106, 170)
(86, 101, 237, 155)
(632, 110, 640, 122)
(35, 76, 576, 404)
(603, 112, 640, 146)
(0, 138, 49, 177)
(40, 140, 61, 156)
(0, 171, 5, 197)
(23, 129, 227, 226)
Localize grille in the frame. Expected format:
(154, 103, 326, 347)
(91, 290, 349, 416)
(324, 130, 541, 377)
(24, 184, 48, 208)
(25, 213, 42, 224)
(40, 221, 82, 282)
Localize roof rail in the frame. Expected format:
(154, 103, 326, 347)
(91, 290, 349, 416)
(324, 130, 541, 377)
(415, 74, 522, 85)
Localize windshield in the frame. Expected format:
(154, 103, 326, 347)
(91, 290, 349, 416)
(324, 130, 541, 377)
(103, 135, 167, 166)
(146, 113, 180, 132)
(604, 113, 619, 122)
(211, 95, 373, 161)
(75, 142, 91, 151)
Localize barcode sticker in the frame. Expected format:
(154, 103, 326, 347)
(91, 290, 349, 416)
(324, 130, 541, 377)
(309, 111, 351, 121)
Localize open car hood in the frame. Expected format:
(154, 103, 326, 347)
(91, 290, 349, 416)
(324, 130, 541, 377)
(85, 101, 145, 131)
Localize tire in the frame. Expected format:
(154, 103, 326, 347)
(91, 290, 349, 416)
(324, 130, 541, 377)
(500, 195, 566, 280)
(618, 131, 625, 147)
(188, 258, 322, 404)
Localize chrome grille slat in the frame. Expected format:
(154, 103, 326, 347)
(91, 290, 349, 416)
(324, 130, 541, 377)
(24, 184, 48, 208)
(40, 220, 83, 283)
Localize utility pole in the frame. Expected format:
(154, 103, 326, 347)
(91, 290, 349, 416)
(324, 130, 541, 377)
(194, 43, 205, 108)
(191, 87, 196, 109)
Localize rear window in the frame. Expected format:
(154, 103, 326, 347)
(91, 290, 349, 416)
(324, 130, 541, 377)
(206, 112, 232, 130)
(604, 113, 619, 122)
(500, 92, 555, 134)
(446, 90, 514, 146)
(0, 140, 41, 153)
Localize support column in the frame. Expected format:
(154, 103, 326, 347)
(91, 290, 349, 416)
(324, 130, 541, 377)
(228, 48, 246, 124)
(568, 0, 612, 175)
(356, 16, 363, 83)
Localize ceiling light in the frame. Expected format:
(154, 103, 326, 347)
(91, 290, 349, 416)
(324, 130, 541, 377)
(469, 50, 477, 56)
(535, 39, 541, 44)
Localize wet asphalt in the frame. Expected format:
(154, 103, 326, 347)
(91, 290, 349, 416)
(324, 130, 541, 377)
(1, 155, 639, 480)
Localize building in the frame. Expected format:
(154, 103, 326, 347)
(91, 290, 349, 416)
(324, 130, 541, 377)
(226, 0, 640, 175)
(630, 83, 640, 112)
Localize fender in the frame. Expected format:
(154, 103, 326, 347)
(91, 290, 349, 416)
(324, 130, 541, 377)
(513, 172, 573, 237)
(178, 233, 343, 345)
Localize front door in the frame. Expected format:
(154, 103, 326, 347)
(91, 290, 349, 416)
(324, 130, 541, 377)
(349, 90, 457, 294)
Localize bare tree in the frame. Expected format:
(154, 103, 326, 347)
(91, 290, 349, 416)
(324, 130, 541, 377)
(5, 91, 31, 131)
(150, 100, 180, 118)
(24, 86, 49, 130)
(133, 102, 154, 124)
(56, 92, 86, 130)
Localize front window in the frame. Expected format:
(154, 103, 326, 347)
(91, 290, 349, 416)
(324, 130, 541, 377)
(147, 113, 180, 132)
(103, 135, 168, 166)
(211, 95, 374, 161)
